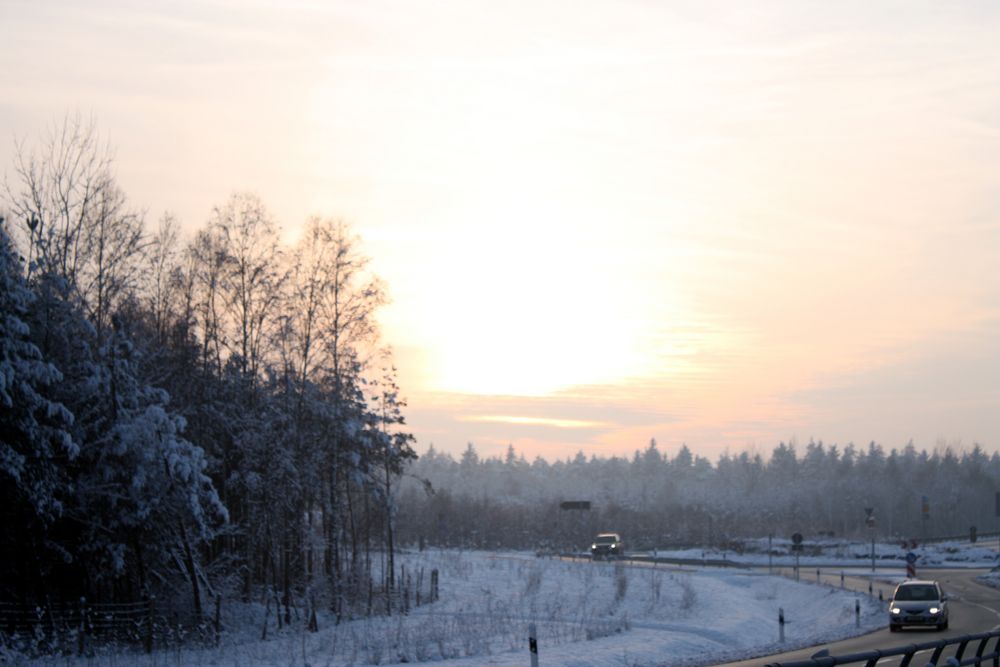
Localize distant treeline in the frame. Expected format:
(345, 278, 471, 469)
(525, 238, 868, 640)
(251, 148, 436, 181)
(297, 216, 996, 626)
(0, 115, 414, 620)
(397, 439, 999, 550)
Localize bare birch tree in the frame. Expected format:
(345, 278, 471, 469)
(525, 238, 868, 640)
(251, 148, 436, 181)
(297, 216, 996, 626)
(4, 113, 145, 341)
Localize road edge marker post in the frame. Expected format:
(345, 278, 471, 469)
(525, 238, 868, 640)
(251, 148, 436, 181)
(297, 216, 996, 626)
(529, 622, 539, 667)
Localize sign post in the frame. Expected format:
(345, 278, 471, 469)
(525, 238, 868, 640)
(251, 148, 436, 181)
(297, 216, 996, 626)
(791, 533, 803, 580)
(528, 623, 538, 667)
(865, 508, 876, 573)
(905, 551, 918, 579)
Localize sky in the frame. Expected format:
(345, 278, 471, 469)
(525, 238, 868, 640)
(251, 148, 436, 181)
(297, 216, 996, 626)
(2, 0, 999, 463)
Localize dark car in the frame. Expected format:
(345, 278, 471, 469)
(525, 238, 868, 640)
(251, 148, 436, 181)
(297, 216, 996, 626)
(889, 580, 949, 631)
(590, 533, 624, 560)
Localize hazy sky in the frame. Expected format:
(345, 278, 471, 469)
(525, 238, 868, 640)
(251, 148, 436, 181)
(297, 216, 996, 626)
(2, 0, 999, 462)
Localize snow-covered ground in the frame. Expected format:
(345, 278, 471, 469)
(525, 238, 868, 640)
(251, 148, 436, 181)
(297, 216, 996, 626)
(649, 536, 1000, 569)
(18, 540, 997, 667)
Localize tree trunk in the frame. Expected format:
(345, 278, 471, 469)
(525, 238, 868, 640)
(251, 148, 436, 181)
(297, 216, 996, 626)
(178, 521, 203, 622)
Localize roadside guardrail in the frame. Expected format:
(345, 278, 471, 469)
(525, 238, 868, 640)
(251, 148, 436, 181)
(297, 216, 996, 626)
(765, 631, 1000, 667)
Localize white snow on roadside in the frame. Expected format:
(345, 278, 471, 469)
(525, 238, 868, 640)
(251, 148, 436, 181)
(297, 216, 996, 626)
(21, 540, 994, 667)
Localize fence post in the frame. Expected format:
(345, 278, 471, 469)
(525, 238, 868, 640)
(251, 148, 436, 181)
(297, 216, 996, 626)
(308, 594, 319, 633)
(77, 597, 87, 656)
(405, 571, 412, 614)
(868, 580, 873, 597)
(261, 594, 271, 641)
(816, 569, 820, 584)
(529, 622, 539, 667)
(855, 599, 860, 628)
(431, 569, 439, 602)
(779, 607, 785, 643)
(400, 565, 406, 613)
(145, 595, 154, 653)
(44, 595, 55, 644)
(840, 572, 845, 589)
(214, 595, 222, 645)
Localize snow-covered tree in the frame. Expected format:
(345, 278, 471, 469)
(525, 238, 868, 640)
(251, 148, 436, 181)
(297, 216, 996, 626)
(74, 318, 226, 610)
(0, 215, 77, 596)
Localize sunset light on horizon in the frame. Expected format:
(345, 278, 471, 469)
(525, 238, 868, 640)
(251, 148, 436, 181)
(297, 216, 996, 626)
(3, 0, 999, 463)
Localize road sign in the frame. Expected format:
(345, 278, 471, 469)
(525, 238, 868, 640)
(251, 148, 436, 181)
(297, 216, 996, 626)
(792, 532, 803, 545)
(905, 551, 918, 564)
(559, 501, 591, 510)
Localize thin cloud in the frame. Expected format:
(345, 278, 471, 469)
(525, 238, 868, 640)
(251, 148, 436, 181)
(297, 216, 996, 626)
(459, 415, 612, 430)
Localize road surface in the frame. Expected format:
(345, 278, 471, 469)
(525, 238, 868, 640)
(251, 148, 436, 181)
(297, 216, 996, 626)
(716, 568, 1000, 667)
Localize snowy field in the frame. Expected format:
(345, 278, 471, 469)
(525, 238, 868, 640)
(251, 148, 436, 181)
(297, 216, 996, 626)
(14, 540, 997, 667)
(20, 548, 899, 667)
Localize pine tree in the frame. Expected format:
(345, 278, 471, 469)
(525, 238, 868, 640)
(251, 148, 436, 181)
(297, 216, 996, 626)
(0, 215, 77, 599)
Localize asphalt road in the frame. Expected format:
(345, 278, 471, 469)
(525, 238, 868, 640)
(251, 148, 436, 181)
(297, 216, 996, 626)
(716, 568, 1000, 667)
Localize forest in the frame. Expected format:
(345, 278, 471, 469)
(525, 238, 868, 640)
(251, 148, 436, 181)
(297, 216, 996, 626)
(397, 438, 1000, 552)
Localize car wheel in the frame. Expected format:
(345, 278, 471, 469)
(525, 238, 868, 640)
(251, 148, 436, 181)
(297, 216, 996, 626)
(889, 625, 899, 632)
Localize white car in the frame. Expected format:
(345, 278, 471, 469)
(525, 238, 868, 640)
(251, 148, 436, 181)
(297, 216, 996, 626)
(889, 580, 949, 631)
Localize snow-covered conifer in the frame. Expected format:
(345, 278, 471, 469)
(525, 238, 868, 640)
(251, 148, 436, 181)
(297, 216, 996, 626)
(0, 216, 76, 525)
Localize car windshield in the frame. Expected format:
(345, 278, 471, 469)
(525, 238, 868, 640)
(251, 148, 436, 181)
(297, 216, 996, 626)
(894, 585, 938, 601)
(595, 535, 617, 544)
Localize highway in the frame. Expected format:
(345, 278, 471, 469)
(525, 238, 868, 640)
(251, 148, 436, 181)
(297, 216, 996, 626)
(716, 568, 1000, 667)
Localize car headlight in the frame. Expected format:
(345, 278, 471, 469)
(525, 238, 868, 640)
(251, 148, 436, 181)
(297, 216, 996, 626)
(891, 607, 901, 615)
(591, 544, 597, 549)
(929, 607, 940, 615)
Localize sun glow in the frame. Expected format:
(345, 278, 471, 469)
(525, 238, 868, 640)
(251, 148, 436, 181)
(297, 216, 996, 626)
(413, 196, 682, 397)
(304, 37, 709, 399)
